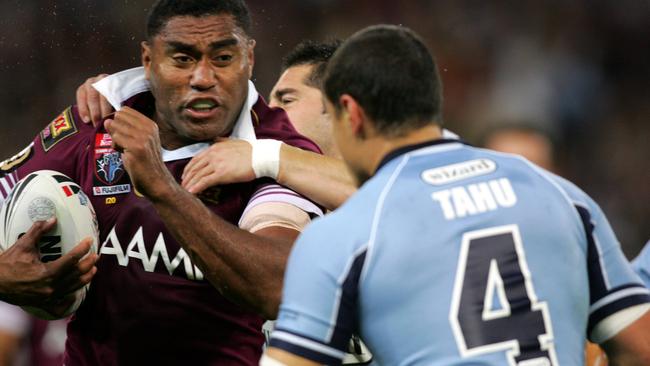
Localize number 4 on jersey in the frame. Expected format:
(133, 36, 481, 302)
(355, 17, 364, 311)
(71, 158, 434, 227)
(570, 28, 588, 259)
(449, 225, 559, 366)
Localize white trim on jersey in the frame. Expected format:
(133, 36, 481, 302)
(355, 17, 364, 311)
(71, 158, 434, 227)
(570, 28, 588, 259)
(590, 287, 650, 314)
(591, 303, 650, 343)
(270, 330, 346, 360)
(239, 184, 323, 223)
(92, 67, 150, 111)
(161, 143, 211, 163)
(0, 176, 13, 199)
(325, 244, 368, 343)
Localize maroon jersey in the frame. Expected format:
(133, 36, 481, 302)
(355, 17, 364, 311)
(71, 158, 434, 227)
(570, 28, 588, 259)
(0, 89, 321, 365)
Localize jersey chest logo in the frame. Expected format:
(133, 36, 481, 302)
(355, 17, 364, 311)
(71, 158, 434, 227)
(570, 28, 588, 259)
(92, 133, 131, 196)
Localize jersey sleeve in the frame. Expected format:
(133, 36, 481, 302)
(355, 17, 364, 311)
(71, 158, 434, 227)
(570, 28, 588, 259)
(631, 241, 650, 289)
(551, 175, 650, 341)
(268, 218, 366, 365)
(0, 106, 93, 206)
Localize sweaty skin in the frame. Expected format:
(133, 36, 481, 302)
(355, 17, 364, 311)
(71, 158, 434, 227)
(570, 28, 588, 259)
(77, 62, 356, 211)
(104, 14, 299, 319)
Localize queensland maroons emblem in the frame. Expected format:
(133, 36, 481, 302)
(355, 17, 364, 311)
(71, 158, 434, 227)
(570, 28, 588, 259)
(96, 152, 124, 184)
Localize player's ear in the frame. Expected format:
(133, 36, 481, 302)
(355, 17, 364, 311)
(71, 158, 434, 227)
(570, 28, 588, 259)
(246, 39, 256, 79)
(339, 95, 367, 140)
(141, 41, 152, 80)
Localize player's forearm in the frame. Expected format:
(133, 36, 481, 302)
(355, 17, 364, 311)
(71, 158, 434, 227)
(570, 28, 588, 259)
(148, 182, 294, 319)
(278, 144, 356, 211)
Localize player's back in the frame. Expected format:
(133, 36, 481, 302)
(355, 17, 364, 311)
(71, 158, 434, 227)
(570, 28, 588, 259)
(351, 140, 588, 365)
(345, 139, 643, 365)
(273, 139, 647, 365)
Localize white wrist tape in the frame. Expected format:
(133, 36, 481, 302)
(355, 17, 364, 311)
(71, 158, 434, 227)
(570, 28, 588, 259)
(251, 139, 283, 179)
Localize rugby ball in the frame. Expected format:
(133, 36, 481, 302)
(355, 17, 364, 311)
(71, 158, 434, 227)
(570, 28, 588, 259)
(0, 170, 98, 319)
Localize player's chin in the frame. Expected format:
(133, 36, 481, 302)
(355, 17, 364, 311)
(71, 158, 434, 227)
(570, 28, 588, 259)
(178, 120, 229, 143)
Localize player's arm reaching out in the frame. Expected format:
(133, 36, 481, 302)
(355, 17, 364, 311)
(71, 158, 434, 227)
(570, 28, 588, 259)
(0, 219, 98, 314)
(105, 107, 298, 319)
(181, 139, 355, 211)
(76, 75, 356, 211)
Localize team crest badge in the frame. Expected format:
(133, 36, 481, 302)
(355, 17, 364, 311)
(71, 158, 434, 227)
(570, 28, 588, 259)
(96, 152, 124, 185)
(92, 133, 131, 196)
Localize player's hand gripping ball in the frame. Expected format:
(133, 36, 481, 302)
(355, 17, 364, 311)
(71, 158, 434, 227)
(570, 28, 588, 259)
(0, 170, 99, 318)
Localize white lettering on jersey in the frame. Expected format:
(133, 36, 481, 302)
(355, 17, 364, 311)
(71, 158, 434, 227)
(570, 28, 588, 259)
(422, 159, 496, 186)
(100, 226, 204, 281)
(431, 178, 517, 220)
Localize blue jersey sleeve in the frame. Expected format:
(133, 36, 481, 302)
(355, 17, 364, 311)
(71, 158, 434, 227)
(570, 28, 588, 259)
(269, 215, 367, 365)
(631, 241, 650, 289)
(551, 175, 650, 339)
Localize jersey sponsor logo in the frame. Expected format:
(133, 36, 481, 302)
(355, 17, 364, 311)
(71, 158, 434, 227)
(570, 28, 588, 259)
(431, 178, 517, 220)
(100, 225, 205, 281)
(422, 159, 496, 186)
(0, 143, 34, 174)
(40, 107, 78, 152)
(93, 184, 131, 196)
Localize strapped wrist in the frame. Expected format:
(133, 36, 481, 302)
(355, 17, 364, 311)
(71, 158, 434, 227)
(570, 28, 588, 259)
(251, 139, 282, 179)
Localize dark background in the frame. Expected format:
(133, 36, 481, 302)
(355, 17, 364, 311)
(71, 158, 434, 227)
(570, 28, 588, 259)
(0, 0, 647, 256)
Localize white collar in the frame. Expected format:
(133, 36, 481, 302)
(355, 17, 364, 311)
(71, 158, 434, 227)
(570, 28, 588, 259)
(93, 66, 260, 162)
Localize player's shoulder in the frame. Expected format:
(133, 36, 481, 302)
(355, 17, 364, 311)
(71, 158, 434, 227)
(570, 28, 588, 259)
(38, 105, 95, 153)
(471, 146, 593, 203)
(251, 98, 322, 154)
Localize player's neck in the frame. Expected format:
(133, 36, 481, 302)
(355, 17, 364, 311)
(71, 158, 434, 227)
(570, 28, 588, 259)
(367, 124, 443, 175)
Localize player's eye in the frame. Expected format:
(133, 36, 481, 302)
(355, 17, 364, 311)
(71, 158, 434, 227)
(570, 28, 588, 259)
(281, 97, 296, 105)
(213, 54, 234, 66)
(172, 54, 194, 65)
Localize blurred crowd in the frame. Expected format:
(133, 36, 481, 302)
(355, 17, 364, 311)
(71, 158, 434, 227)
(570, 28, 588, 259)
(0, 0, 647, 257)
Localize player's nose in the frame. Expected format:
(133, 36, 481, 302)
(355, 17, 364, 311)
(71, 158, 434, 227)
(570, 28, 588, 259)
(190, 60, 217, 91)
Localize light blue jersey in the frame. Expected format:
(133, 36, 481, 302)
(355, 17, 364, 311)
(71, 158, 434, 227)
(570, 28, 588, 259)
(269, 140, 649, 365)
(631, 241, 650, 288)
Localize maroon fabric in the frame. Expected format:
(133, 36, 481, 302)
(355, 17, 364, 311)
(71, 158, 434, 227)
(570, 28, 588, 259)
(9, 92, 320, 366)
(29, 319, 66, 366)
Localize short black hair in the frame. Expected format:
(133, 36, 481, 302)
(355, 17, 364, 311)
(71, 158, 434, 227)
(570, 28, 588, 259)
(324, 25, 443, 137)
(146, 0, 252, 39)
(281, 39, 342, 89)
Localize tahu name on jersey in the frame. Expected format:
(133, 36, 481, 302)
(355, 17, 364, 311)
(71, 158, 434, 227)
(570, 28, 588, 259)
(100, 226, 205, 281)
(431, 178, 517, 220)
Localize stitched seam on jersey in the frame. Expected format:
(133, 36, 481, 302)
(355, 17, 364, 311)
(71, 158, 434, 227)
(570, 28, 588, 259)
(271, 330, 346, 358)
(361, 154, 411, 284)
(325, 245, 368, 343)
(589, 286, 650, 313)
(485, 149, 590, 250)
(491, 150, 612, 290)
(575, 202, 612, 290)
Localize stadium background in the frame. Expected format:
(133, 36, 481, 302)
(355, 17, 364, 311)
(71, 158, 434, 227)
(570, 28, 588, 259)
(0, 0, 647, 257)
